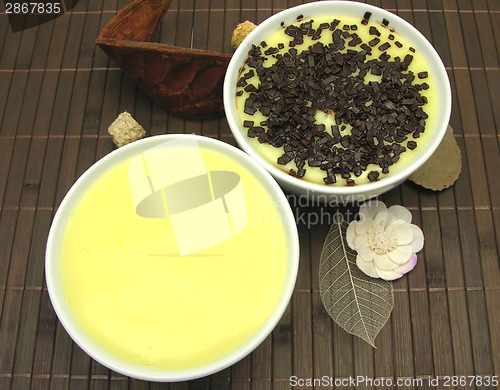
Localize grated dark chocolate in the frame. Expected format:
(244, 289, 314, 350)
(237, 15, 430, 185)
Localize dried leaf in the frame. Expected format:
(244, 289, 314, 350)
(409, 125, 462, 191)
(319, 213, 394, 347)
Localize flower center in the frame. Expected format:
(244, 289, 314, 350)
(367, 225, 398, 255)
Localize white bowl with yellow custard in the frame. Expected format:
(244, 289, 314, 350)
(45, 134, 299, 382)
(224, 1, 451, 203)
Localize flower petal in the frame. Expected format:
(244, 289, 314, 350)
(355, 217, 373, 235)
(387, 205, 412, 224)
(393, 253, 418, 275)
(373, 211, 396, 229)
(359, 200, 387, 220)
(409, 224, 424, 253)
(354, 236, 374, 263)
(346, 221, 357, 249)
(356, 255, 379, 278)
(387, 245, 413, 265)
(373, 253, 399, 271)
(375, 268, 403, 281)
(387, 219, 414, 245)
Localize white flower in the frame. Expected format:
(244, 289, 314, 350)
(346, 200, 424, 281)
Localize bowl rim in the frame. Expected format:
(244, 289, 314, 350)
(223, 0, 452, 195)
(45, 134, 300, 382)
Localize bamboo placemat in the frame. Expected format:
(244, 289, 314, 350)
(0, 0, 499, 389)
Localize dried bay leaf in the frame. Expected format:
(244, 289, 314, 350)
(409, 125, 462, 191)
(319, 214, 394, 347)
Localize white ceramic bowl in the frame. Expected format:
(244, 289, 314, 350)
(45, 134, 299, 382)
(224, 1, 451, 203)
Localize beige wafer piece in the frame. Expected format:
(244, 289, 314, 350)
(231, 20, 257, 49)
(108, 111, 146, 147)
(409, 125, 462, 191)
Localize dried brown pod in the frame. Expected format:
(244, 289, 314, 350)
(95, 0, 232, 118)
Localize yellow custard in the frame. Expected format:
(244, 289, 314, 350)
(236, 15, 437, 185)
(60, 145, 288, 370)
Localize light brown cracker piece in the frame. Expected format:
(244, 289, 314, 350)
(231, 20, 257, 49)
(409, 125, 462, 191)
(108, 111, 146, 148)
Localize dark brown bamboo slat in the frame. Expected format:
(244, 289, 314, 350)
(49, 72, 77, 136)
(0, 73, 29, 137)
(50, 321, 73, 379)
(0, 139, 15, 207)
(293, 225, 313, 383)
(32, 287, 57, 387)
(421, 209, 446, 289)
(11, 290, 43, 386)
(272, 304, 292, 389)
(31, 72, 60, 137)
(469, 70, 497, 137)
(251, 337, 272, 387)
(447, 290, 475, 374)
(82, 70, 107, 136)
(6, 210, 36, 289)
(473, 13, 499, 69)
(366, 0, 382, 8)
(230, 355, 251, 390)
(310, 222, 334, 381)
(466, 291, 495, 375)
(408, 291, 434, 379)
(210, 367, 231, 389)
(135, 89, 154, 137)
(0, 73, 14, 131)
(118, 74, 138, 114)
(78, 14, 103, 69)
(353, 339, 375, 389)
(28, 17, 56, 69)
(61, 14, 87, 69)
(462, 137, 490, 207)
(2, 138, 31, 208)
(0, 209, 18, 293)
(485, 290, 500, 375)
(332, 317, 354, 383)
(257, 0, 272, 24)
(69, 342, 92, 389)
(240, 0, 257, 34)
(16, 72, 46, 137)
(373, 320, 394, 389)
(0, 10, 10, 57)
(24, 211, 52, 290)
(15, 18, 41, 71)
(456, 211, 485, 288)
(427, 292, 454, 378)
(12, 20, 51, 138)
(52, 137, 80, 208)
(0, 27, 22, 70)
(438, 210, 466, 287)
(0, 289, 23, 376)
(37, 138, 64, 209)
(98, 70, 122, 136)
(19, 139, 48, 208)
(474, 210, 500, 288)
(45, 12, 72, 69)
(129, 378, 149, 390)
